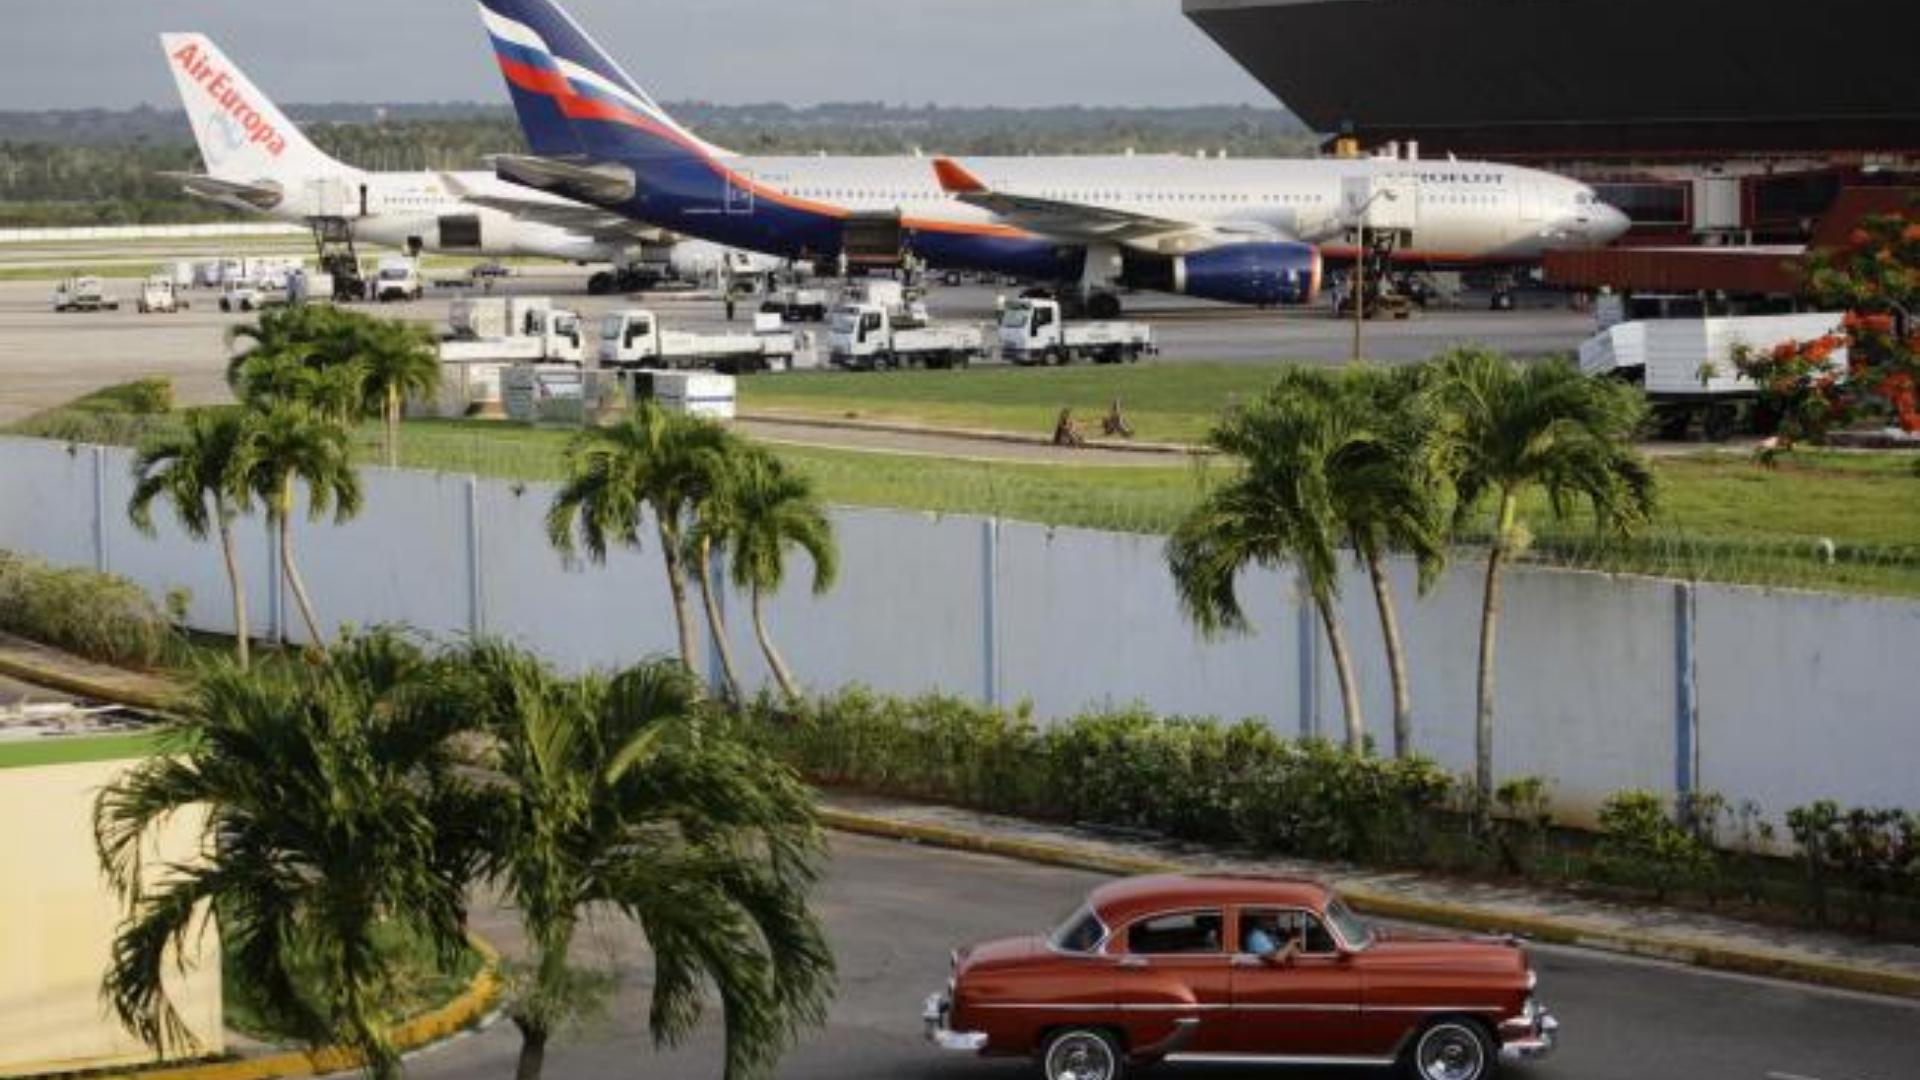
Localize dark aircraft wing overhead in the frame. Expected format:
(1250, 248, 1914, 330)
(440, 173, 672, 244)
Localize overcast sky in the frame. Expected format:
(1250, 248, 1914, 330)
(2, 0, 1274, 110)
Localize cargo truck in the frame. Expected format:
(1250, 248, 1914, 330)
(996, 298, 1154, 365)
(136, 276, 189, 314)
(597, 309, 803, 373)
(826, 303, 984, 370)
(439, 297, 586, 365)
(52, 276, 120, 313)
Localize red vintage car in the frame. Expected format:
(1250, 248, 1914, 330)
(924, 874, 1556, 1080)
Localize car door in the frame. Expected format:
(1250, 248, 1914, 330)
(1111, 909, 1233, 1055)
(1228, 907, 1364, 1057)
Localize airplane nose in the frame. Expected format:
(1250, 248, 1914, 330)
(1597, 203, 1630, 242)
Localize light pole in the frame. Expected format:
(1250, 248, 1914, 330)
(1350, 188, 1398, 364)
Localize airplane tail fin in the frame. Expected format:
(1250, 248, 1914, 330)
(474, 0, 732, 167)
(159, 33, 345, 182)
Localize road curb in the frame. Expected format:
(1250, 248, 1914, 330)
(739, 410, 1207, 458)
(0, 651, 177, 714)
(820, 807, 1920, 1003)
(104, 935, 503, 1080)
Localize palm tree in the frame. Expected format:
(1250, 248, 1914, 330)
(1330, 367, 1451, 759)
(1432, 348, 1656, 813)
(1167, 373, 1373, 752)
(128, 409, 257, 668)
(352, 318, 440, 468)
(546, 402, 733, 675)
(704, 448, 838, 701)
(451, 642, 835, 1080)
(240, 404, 362, 648)
(93, 632, 479, 1079)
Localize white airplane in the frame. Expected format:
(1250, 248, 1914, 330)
(472, 0, 1631, 316)
(158, 32, 778, 295)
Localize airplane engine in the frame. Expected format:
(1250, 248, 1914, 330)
(1119, 241, 1322, 307)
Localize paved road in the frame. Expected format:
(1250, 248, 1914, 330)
(0, 272, 1592, 426)
(403, 833, 1918, 1080)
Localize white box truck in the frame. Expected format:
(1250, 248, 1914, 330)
(1579, 311, 1848, 441)
(996, 298, 1154, 365)
(598, 309, 803, 373)
(826, 303, 984, 370)
(440, 298, 587, 365)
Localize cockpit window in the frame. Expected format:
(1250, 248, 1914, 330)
(1049, 905, 1107, 953)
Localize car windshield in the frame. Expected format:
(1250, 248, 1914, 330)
(829, 310, 859, 333)
(1324, 895, 1372, 950)
(1048, 904, 1106, 953)
(999, 307, 1031, 329)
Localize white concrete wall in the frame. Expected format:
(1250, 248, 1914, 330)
(995, 520, 1302, 725)
(5, 435, 1918, 819)
(1334, 560, 1681, 821)
(1696, 586, 1920, 813)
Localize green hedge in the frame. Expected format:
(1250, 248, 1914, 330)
(746, 688, 1920, 936)
(748, 688, 1452, 865)
(0, 550, 172, 667)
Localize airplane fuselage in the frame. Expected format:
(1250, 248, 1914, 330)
(584, 152, 1626, 279)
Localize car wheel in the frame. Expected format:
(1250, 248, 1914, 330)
(1410, 1018, 1495, 1080)
(1040, 1028, 1124, 1080)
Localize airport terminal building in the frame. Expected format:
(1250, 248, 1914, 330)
(1184, 0, 1919, 266)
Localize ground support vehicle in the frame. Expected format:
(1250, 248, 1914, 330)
(136, 276, 189, 314)
(839, 279, 930, 327)
(926, 874, 1556, 1080)
(218, 279, 268, 313)
(440, 298, 586, 365)
(425, 299, 587, 418)
(997, 299, 1154, 365)
(598, 309, 803, 374)
(1579, 311, 1846, 441)
(761, 286, 830, 323)
(827, 304, 984, 370)
(52, 276, 119, 312)
(369, 257, 424, 302)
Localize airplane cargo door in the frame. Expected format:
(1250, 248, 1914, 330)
(1519, 180, 1547, 222)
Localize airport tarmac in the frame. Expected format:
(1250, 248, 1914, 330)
(0, 267, 1599, 426)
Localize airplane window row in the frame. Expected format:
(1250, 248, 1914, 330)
(786, 187, 1329, 207)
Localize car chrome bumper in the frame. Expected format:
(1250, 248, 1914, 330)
(1499, 1002, 1559, 1062)
(923, 992, 988, 1053)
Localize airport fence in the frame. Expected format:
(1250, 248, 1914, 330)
(1, 433, 1917, 822)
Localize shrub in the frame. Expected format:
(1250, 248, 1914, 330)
(1596, 790, 1713, 901)
(1787, 801, 1919, 931)
(751, 690, 1458, 865)
(1490, 777, 1556, 878)
(0, 550, 172, 667)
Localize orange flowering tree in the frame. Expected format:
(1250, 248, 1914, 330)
(1736, 205, 1920, 446)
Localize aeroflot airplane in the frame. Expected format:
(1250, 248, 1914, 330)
(159, 33, 776, 293)
(471, 0, 1631, 315)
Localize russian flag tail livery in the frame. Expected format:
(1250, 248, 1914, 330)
(475, 0, 730, 166)
(159, 33, 344, 183)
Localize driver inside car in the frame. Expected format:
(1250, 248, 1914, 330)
(1242, 914, 1303, 963)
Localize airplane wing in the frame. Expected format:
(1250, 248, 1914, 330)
(931, 157, 1286, 253)
(161, 172, 284, 210)
(440, 173, 672, 245)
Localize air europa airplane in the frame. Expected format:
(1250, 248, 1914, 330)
(159, 33, 777, 294)
(472, 0, 1630, 316)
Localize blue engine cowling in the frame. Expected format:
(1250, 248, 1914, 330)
(1119, 241, 1322, 307)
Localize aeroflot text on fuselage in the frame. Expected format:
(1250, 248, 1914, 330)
(170, 42, 288, 158)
